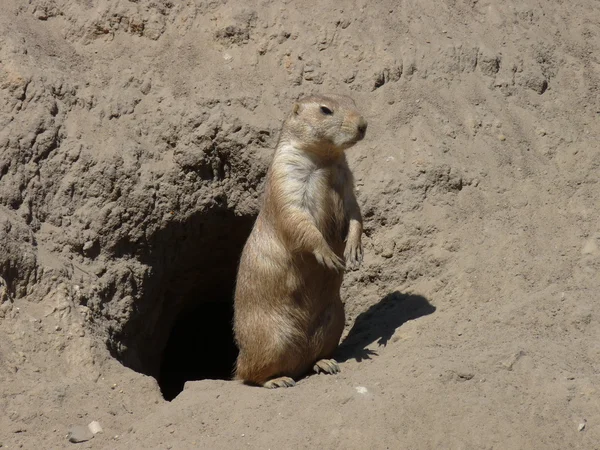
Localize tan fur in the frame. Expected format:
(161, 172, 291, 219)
(233, 94, 367, 388)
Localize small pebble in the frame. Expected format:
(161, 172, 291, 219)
(67, 425, 94, 443)
(355, 386, 368, 394)
(578, 422, 586, 431)
(498, 135, 506, 141)
(88, 421, 103, 435)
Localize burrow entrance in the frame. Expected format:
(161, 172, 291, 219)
(108, 206, 256, 401)
(158, 295, 240, 401)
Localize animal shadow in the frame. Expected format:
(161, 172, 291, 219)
(335, 291, 435, 362)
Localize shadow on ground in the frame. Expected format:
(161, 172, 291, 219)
(336, 291, 435, 362)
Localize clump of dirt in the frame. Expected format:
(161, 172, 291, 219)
(1, 0, 599, 449)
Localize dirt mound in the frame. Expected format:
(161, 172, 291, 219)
(1, 0, 599, 448)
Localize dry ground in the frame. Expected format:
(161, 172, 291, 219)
(1, 1, 599, 449)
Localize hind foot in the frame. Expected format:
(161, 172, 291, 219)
(263, 377, 296, 389)
(313, 359, 340, 375)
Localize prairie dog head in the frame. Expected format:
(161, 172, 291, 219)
(282, 94, 367, 154)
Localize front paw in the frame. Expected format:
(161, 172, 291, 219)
(314, 246, 345, 272)
(263, 377, 296, 389)
(344, 239, 363, 270)
(313, 359, 341, 375)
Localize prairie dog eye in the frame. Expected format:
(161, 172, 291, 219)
(320, 105, 333, 115)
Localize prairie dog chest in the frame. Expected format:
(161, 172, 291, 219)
(287, 161, 347, 231)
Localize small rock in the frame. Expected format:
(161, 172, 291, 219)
(381, 240, 395, 259)
(140, 80, 152, 95)
(88, 421, 103, 435)
(521, 70, 548, 94)
(578, 422, 586, 431)
(456, 372, 474, 381)
(34, 10, 48, 20)
(501, 350, 525, 371)
(94, 265, 107, 277)
(67, 425, 94, 443)
(355, 386, 368, 394)
(343, 72, 356, 84)
(82, 240, 98, 257)
(498, 134, 506, 141)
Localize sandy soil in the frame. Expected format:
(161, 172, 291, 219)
(1, 0, 599, 449)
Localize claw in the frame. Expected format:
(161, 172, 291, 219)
(314, 247, 345, 272)
(263, 377, 296, 389)
(313, 359, 341, 375)
(344, 243, 363, 270)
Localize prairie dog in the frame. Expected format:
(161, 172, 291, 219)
(233, 94, 367, 388)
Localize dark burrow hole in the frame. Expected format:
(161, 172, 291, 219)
(158, 297, 239, 401)
(110, 207, 256, 401)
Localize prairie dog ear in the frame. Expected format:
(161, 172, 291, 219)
(292, 102, 300, 115)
